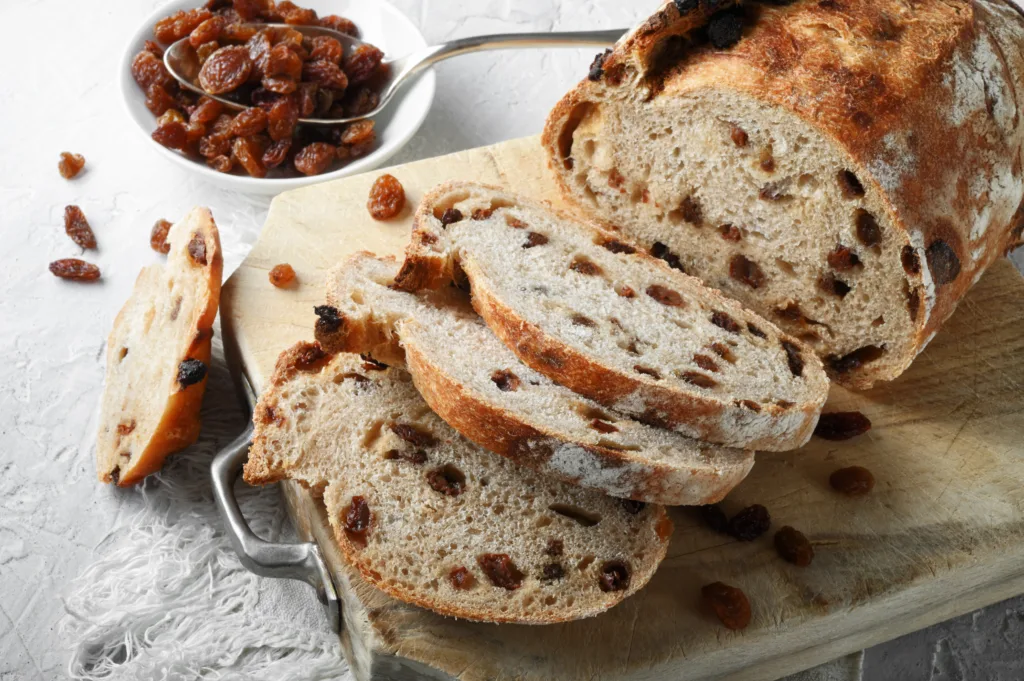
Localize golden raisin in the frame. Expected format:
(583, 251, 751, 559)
(49, 259, 101, 281)
(198, 45, 253, 94)
(367, 174, 405, 220)
(344, 44, 384, 84)
(269, 263, 297, 287)
(150, 219, 172, 254)
(293, 142, 335, 176)
(320, 15, 358, 36)
(58, 152, 86, 180)
(64, 205, 97, 250)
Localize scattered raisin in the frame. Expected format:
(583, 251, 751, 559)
(838, 170, 865, 198)
(187, 233, 208, 265)
(729, 255, 766, 289)
(177, 359, 208, 386)
(814, 412, 872, 440)
(698, 504, 730, 534)
(646, 284, 684, 307)
(738, 399, 761, 412)
(616, 285, 636, 298)
(600, 239, 636, 255)
(780, 340, 804, 377)
(58, 152, 86, 180)
(49, 259, 100, 281)
(389, 423, 436, 448)
(269, 263, 297, 287)
(309, 36, 343, 64)
(302, 59, 348, 90)
(598, 561, 630, 592)
(728, 504, 770, 541)
(570, 257, 602, 276)
(145, 85, 178, 117)
(427, 464, 466, 497)
(775, 526, 814, 567)
(63, 205, 97, 250)
(448, 566, 475, 590)
(711, 311, 741, 334)
(746, 323, 767, 339)
(199, 45, 253, 94)
(827, 245, 861, 271)
(491, 369, 520, 392)
(366, 174, 405, 219)
(854, 210, 882, 247)
(477, 554, 524, 590)
(150, 219, 172, 254)
(719, 224, 742, 241)
(901, 245, 921, 274)
(524, 232, 549, 248)
(343, 495, 371, 545)
(827, 345, 885, 374)
(678, 196, 703, 225)
(294, 343, 330, 373)
(829, 466, 875, 497)
(294, 142, 335, 176)
(651, 242, 685, 271)
(702, 582, 751, 630)
(926, 239, 961, 285)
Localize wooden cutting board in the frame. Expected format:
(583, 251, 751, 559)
(220, 135, 1024, 681)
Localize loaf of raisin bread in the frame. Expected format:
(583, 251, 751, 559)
(394, 182, 828, 451)
(311, 253, 754, 505)
(244, 342, 671, 623)
(542, 0, 1024, 389)
(96, 208, 222, 485)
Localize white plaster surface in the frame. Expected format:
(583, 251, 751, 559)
(0, 1, 1022, 679)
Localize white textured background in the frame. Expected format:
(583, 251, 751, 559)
(1, 0, 1022, 679)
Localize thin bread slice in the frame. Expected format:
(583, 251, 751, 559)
(312, 253, 754, 505)
(96, 207, 222, 485)
(244, 342, 672, 624)
(394, 182, 828, 451)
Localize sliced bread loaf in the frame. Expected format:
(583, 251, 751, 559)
(542, 0, 1024, 389)
(394, 182, 828, 451)
(244, 342, 672, 623)
(312, 253, 754, 505)
(96, 207, 222, 485)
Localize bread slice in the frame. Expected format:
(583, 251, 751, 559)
(542, 0, 1024, 389)
(244, 342, 672, 624)
(312, 253, 753, 505)
(394, 182, 828, 451)
(96, 208, 222, 485)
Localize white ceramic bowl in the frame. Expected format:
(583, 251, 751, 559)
(120, 0, 435, 195)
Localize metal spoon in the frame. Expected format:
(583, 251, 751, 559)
(165, 24, 625, 126)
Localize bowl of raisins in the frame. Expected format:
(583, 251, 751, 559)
(120, 0, 435, 194)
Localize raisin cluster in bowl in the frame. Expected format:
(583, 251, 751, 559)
(131, 0, 388, 178)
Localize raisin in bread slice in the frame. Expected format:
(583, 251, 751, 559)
(244, 342, 671, 623)
(542, 0, 1024, 389)
(395, 182, 828, 451)
(312, 253, 753, 505)
(96, 207, 222, 486)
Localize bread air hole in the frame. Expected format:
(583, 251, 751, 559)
(549, 504, 601, 527)
(838, 169, 866, 198)
(558, 101, 597, 169)
(574, 403, 614, 422)
(431, 191, 471, 220)
(776, 259, 798, 277)
(577, 555, 596, 571)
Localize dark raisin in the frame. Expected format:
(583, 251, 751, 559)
(293, 343, 329, 373)
(673, 0, 699, 15)
(698, 504, 730, 534)
(63, 205, 97, 250)
(389, 423, 436, 447)
(838, 170, 865, 198)
(926, 239, 961, 285)
(646, 284, 685, 307)
(294, 142, 336, 176)
(188, 233, 208, 265)
(780, 340, 804, 377)
(746, 323, 766, 339)
(707, 8, 745, 49)
(651, 242, 685, 272)
(545, 539, 564, 556)
(49, 259, 100, 281)
(598, 560, 630, 592)
(620, 499, 645, 514)
(678, 196, 703, 225)
(829, 466, 875, 497)
(343, 495, 371, 546)
(524, 232, 549, 248)
(901, 245, 921, 274)
(730, 125, 748, 147)
(729, 255, 766, 289)
(827, 245, 861, 271)
(366, 174, 405, 219)
(728, 504, 770, 541)
(269, 263, 296, 287)
(177, 359, 208, 386)
(150, 219, 172, 254)
(590, 419, 619, 434)
(58, 152, 86, 180)
(855, 210, 882, 247)
(477, 554, 524, 590)
(491, 369, 520, 392)
(775, 526, 814, 567)
(448, 566, 475, 590)
(427, 464, 466, 497)
(702, 582, 751, 630)
(814, 411, 872, 440)
(819, 273, 851, 298)
(693, 354, 719, 372)
(600, 239, 636, 254)
(542, 563, 565, 581)
(827, 345, 885, 373)
(681, 371, 717, 388)
(314, 304, 342, 333)
(344, 43, 384, 84)
(588, 48, 612, 81)
(711, 311, 740, 334)
(361, 354, 388, 371)
(719, 224, 742, 241)
(198, 45, 252, 94)
(383, 449, 427, 464)
(570, 257, 602, 276)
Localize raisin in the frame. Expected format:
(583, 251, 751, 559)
(738, 399, 762, 412)
(262, 75, 296, 94)
(132, 51, 174, 91)
(569, 257, 602, 276)
(145, 84, 178, 116)
(677, 196, 703, 225)
(343, 495, 371, 546)
(600, 239, 636, 254)
(448, 566, 476, 590)
(303, 59, 349, 90)
(389, 423, 436, 448)
(207, 155, 234, 173)
(545, 539, 564, 556)
(730, 125, 749, 147)
(542, 563, 565, 581)
(901, 245, 921, 274)
(729, 254, 766, 289)
(268, 263, 297, 287)
(681, 372, 717, 388)
(314, 304, 342, 333)
(775, 526, 814, 567)
(233, 0, 269, 21)
(190, 97, 224, 126)
(693, 354, 719, 372)
(233, 136, 267, 177)
(620, 499, 645, 515)
(177, 359, 208, 386)
(58, 152, 86, 180)
(838, 170, 865, 198)
(440, 208, 463, 227)
(49, 259, 100, 281)
(230, 107, 268, 136)
(491, 369, 521, 392)
(261, 138, 292, 168)
(815, 411, 872, 440)
(827, 345, 885, 373)
(926, 239, 961, 285)
(711, 311, 740, 334)
(759, 181, 789, 201)
(281, 5, 317, 25)
(308, 35, 343, 64)
(154, 8, 213, 44)
(383, 449, 427, 464)
(477, 554, 524, 590)
(698, 504, 730, 534)
(855, 210, 882, 247)
(341, 119, 376, 145)
(321, 15, 358, 36)
(343, 87, 379, 116)
(143, 40, 164, 57)
(152, 121, 189, 150)
(651, 242, 685, 271)
(588, 49, 612, 81)
(780, 340, 804, 377)
(728, 504, 770, 541)
(290, 141, 332, 176)
(760, 153, 776, 173)
(293, 343, 329, 373)
(829, 466, 875, 497)
(472, 207, 494, 220)
(63, 205, 96, 250)
(427, 464, 466, 497)
(591, 419, 619, 434)
(598, 561, 630, 592)
(150, 219, 172, 254)
(189, 15, 225, 47)
(198, 45, 252, 94)
(344, 44, 384, 84)
(646, 284, 684, 307)
(719, 224, 741, 241)
(359, 354, 388, 372)
(265, 43, 303, 79)
(366, 174, 405, 219)
(709, 342, 736, 363)
(746, 323, 767, 339)
(707, 8, 745, 49)
(818, 273, 851, 298)
(827, 245, 861, 271)
(524, 232, 549, 248)
(702, 582, 751, 630)
(182, 235, 206, 267)
(616, 285, 636, 298)
(266, 96, 299, 142)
